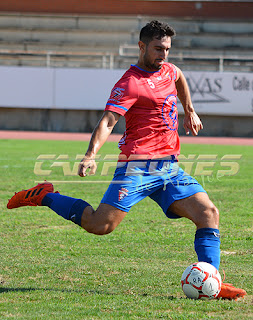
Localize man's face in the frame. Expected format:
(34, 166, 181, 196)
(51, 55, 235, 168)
(141, 36, 171, 72)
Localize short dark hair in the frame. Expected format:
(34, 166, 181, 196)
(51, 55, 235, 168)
(140, 20, 176, 45)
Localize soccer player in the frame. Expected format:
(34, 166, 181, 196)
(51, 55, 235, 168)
(7, 20, 246, 300)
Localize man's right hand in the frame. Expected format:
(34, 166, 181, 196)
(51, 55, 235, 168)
(77, 111, 120, 177)
(78, 157, 97, 177)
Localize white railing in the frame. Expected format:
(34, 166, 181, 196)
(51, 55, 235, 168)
(0, 49, 115, 69)
(0, 47, 252, 72)
(119, 44, 253, 72)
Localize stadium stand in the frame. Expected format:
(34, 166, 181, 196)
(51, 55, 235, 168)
(0, 1, 252, 136)
(0, 13, 252, 71)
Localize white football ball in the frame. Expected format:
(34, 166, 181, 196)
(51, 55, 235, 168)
(181, 262, 222, 299)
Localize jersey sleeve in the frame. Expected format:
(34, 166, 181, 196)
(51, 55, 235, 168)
(105, 75, 138, 116)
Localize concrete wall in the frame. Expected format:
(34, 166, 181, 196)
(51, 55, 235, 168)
(0, 108, 123, 134)
(0, 107, 252, 137)
(0, 0, 253, 19)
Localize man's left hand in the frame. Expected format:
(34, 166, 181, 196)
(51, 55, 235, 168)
(183, 111, 203, 136)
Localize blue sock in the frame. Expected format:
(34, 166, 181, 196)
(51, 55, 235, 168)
(194, 228, 221, 270)
(41, 193, 90, 227)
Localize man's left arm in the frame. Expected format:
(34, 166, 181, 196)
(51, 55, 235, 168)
(175, 66, 203, 136)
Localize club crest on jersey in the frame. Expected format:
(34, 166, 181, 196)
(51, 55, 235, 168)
(109, 87, 125, 102)
(162, 94, 178, 131)
(118, 187, 128, 201)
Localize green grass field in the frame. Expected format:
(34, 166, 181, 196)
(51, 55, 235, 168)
(0, 139, 252, 319)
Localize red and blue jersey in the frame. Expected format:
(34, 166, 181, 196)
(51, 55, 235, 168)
(105, 63, 180, 160)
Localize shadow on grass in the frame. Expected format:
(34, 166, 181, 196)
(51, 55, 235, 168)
(0, 287, 82, 293)
(0, 287, 178, 300)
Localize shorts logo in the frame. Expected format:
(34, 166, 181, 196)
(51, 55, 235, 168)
(109, 87, 125, 102)
(118, 187, 128, 201)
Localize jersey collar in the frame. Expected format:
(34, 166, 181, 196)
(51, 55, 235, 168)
(131, 64, 164, 74)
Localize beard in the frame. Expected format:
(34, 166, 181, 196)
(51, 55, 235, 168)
(143, 53, 163, 71)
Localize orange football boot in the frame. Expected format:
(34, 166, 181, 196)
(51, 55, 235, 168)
(7, 182, 54, 209)
(217, 282, 247, 300)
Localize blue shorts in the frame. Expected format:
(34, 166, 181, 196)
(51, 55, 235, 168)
(101, 157, 206, 219)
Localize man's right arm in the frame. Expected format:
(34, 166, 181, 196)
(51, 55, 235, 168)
(78, 111, 120, 177)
